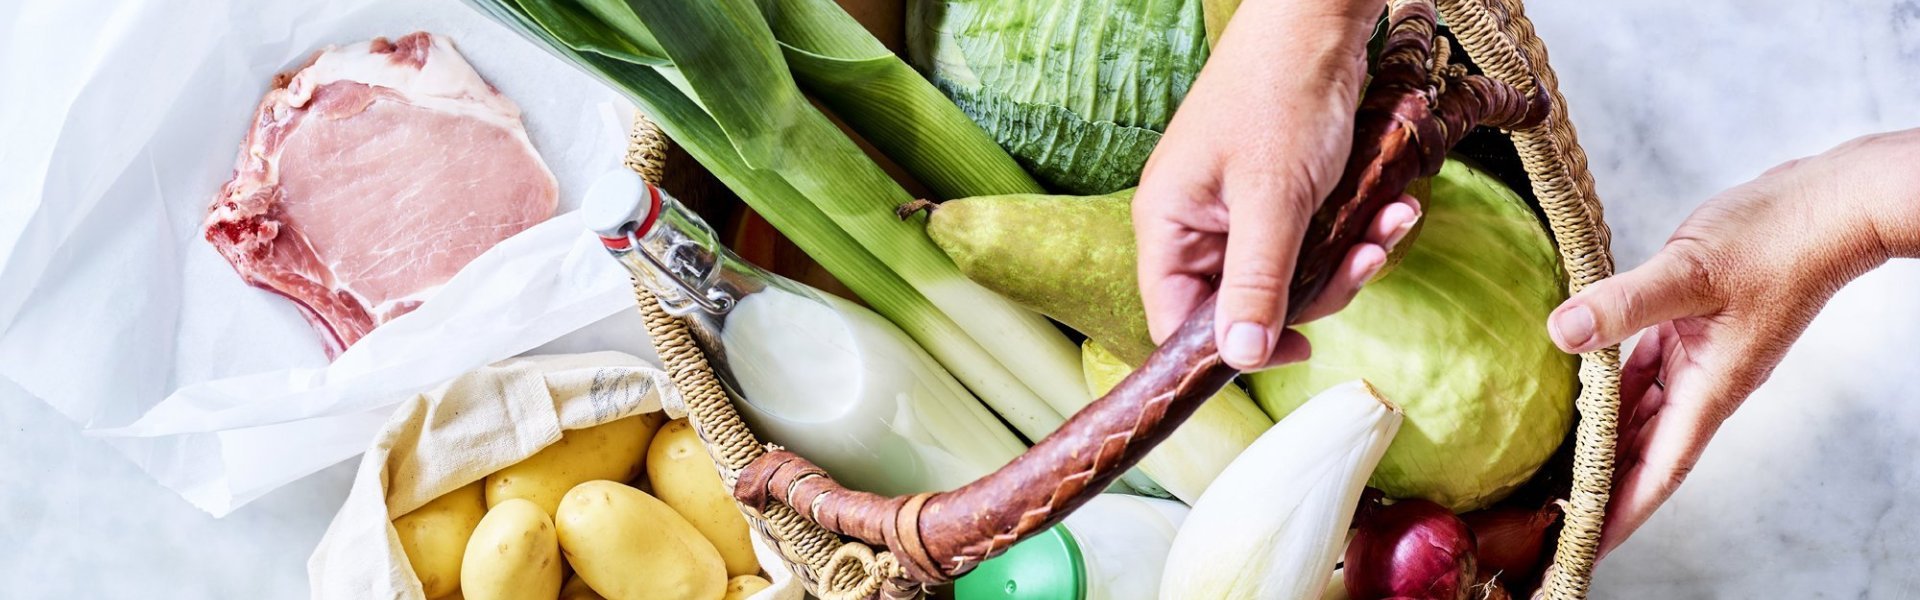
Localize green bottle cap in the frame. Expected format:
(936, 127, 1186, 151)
(954, 524, 1085, 600)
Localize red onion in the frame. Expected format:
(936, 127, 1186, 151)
(1461, 502, 1562, 588)
(1344, 498, 1478, 600)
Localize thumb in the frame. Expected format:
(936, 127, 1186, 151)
(1215, 173, 1316, 370)
(1549, 247, 1718, 353)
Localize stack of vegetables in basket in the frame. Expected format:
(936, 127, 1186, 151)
(466, 0, 1587, 597)
(391, 414, 771, 600)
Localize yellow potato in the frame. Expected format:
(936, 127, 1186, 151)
(556, 481, 726, 600)
(487, 411, 667, 515)
(558, 575, 606, 600)
(460, 499, 563, 600)
(721, 575, 771, 600)
(647, 419, 758, 577)
(394, 481, 486, 599)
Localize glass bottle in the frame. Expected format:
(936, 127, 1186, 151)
(955, 494, 1191, 600)
(582, 169, 1024, 495)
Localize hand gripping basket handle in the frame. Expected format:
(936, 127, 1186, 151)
(733, 0, 1548, 586)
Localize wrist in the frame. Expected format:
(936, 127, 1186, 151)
(1866, 174, 1920, 261)
(1226, 0, 1380, 56)
(1843, 130, 1920, 261)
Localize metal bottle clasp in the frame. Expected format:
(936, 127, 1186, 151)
(585, 169, 736, 315)
(609, 228, 736, 315)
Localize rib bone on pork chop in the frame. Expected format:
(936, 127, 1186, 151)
(204, 32, 558, 359)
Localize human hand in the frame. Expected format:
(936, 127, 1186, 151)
(1544, 130, 1920, 557)
(1134, 0, 1419, 371)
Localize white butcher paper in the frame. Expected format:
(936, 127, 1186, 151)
(0, 0, 659, 516)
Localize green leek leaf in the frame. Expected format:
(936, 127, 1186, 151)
(767, 0, 1045, 199)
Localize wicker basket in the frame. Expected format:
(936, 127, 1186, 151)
(622, 0, 1617, 597)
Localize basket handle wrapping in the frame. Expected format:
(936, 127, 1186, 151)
(733, 0, 1546, 585)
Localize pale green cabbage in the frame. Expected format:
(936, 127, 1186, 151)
(906, 0, 1209, 194)
(1246, 160, 1577, 512)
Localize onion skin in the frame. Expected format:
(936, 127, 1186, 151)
(1345, 499, 1478, 600)
(1462, 503, 1562, 589)
(1473, 576, 1513, 600)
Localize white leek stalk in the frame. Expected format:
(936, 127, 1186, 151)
(1161, 381, 1402, 600)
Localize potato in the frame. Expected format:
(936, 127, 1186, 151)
(722, 575, 771, 600)
(558, 576, 606, 600)
(556, 481, 726, 600)
(487, 411, 667, 515)
(394, 480, 486, 599)
(647, 419, 758, 577)
(460, 499, 563, 600)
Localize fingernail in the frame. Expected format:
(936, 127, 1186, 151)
(1360, 252, 1388, 282)
(1385, 214, 1419, 249)
(1222, 322, 1273, 367)
(1551, 305, 1596, 352)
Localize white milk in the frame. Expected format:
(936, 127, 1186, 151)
(720, 284, 1025, 495)
(1065, 495, 1190, 600)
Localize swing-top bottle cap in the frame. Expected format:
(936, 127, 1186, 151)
(581, 168, 661, 250)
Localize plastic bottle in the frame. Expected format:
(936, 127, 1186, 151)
(956, 494, 1191, 600)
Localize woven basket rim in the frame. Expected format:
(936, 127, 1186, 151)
(625, 0, 1620, 597)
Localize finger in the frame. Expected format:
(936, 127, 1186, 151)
(1214, 173, 1315, 370)
(1599, 357, 1731, 558)
(1608, 329, 1664, 482)
(1617, 325, 1669, 434)
(1146, 272, 1217, 344)
(1292, 195, 1419, 323)
(1365, 194, 1422, 250)
(1598, 415, 1657, 559)
(1292, 243, 1387, 322)
(1265, 329, 1313, 368)
(1613, 381, 1667, 482)
(1548, 247, 1718, 354)
(1135, 174, 1226, 344)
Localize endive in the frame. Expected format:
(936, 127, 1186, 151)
(466, 0, 1088, 441)
(1161, 381, 1402, 600)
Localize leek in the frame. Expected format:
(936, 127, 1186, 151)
(767, 0, 1046, 199)
(468, 0, 1090, 441)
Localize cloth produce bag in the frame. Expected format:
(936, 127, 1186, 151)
(309, 351, 800, 600)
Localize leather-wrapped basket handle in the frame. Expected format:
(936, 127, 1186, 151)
(735, 0, 1548, 587)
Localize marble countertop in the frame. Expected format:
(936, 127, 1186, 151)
(4, 0, 1918, 598)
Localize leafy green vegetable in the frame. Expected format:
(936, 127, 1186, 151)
(470, 0, 1091, 442)
(907, 0, 1210, 194)
(771, 0, 1046, 200)
(1245, 160, 1577, 512)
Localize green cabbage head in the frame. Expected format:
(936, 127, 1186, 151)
(1247, 160, 1577, 512)
(906, 0, 1209, 195)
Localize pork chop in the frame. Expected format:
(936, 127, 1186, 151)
(203, 32, 557, 358)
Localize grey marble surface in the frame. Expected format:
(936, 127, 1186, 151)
(4, 0, 1919, 598)
(1534, 1, 1920, 598)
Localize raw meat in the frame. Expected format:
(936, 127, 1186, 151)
(203, 32, 557, 358)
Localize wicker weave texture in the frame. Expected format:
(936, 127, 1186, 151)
(624, 0, 1619, 595)
(1434, 0, 1618, 598)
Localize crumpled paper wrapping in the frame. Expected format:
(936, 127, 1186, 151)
(0, 0, 651, 515)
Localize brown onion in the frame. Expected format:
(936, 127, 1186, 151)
(1345, 498, 1478, 600)
(1461, 502, 1562, 588)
